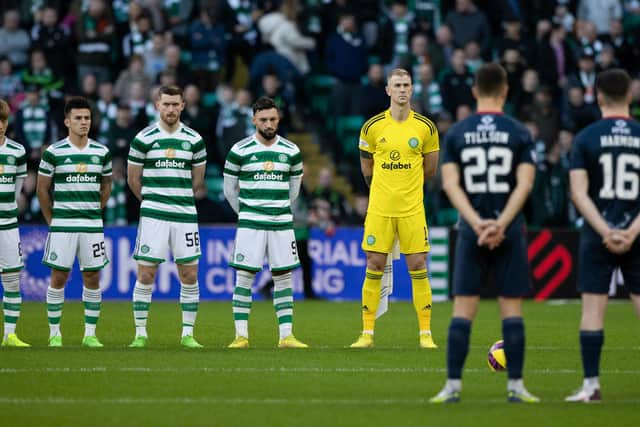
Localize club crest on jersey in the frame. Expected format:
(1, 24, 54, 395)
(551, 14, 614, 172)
(408, 137, 419, 148)
(264, 161, 275, 171)
(91, 156, 100, 164)
(181, 142, 190, 150)
(6, 156, 15, 165)
(76, 163, 88, 173)
(278, 154, 287, 162)
(140, 245, 150, 254)
(165, 148, 176, 158)
(366, 235, 376, 245)
(236, 254, 245, 262)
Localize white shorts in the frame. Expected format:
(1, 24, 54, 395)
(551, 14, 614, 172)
(133, 217, 201, 264)
(230, 228, 300, 272)
(0, 228, 23, 273)
(42, 232, 108, 271)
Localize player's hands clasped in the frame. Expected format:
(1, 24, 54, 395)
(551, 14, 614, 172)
(473, 219, 505, 250)
(603, 228, 636, 254)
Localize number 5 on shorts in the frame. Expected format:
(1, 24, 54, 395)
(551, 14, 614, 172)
(185, 232, 200, 248)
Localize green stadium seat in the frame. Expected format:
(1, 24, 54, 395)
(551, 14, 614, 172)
(335, 115, 365, 160)
(202, 92, 217, 108)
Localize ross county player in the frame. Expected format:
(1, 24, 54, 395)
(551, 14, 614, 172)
(430, 63, 539, 403)
(37, 97, 112, 348)
(0, 99, 29, 347)
(127, 85, 207, 348)
(566, 69, 640, 402)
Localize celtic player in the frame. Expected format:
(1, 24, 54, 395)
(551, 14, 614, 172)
(224, 96, 308, 349)
(0, 99, 29, 347)
(127, 85, 207, 348)
(37, 97, 112, 348)
(350, 68, 439, 349)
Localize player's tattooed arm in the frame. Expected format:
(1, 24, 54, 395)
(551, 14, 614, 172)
(100, 175, 112, 208)
(360, 150, 373, 188)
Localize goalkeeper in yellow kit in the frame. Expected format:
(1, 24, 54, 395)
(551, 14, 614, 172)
(350, 68, 439, 349)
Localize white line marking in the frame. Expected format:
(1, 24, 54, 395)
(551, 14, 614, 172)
(1, 367, 639, 375)
(0, 397, 639, 405)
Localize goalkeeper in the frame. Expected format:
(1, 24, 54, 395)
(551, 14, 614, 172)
(350, 68, 439, 349)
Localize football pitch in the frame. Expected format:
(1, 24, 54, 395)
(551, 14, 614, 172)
(1, 300, 638, 426)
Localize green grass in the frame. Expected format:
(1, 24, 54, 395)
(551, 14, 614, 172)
(1, 300, 639, 426)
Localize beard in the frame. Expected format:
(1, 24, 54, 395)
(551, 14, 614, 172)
(162, 112, 179, 126)
(257, 128, 277, 140)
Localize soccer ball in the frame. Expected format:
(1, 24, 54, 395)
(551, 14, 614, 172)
(487, 340, 507, 371)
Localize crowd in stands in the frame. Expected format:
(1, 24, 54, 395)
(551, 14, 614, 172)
(2, 0, 640, 229)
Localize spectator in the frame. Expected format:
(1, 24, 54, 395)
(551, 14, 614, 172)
(501, 48, 526, 107)
(96, 80, 117, 145)
(444, 0, 491, 58)
(530, 86, 561, 147)
(576, 20, 603, 58)
(182, 84, 214, 148)
(630, 76, 640, 121)
(514, 68, 539, 118)
(325, 10, 368, 116)
(114, 54, 152, 103)
(377, 0, 416, 67)
(0, 56, 23, 108)
(568, 48, 598, 104)
(259, 73, 293, 133)
(30, 6, 73, 79)
(434, 24, 455, 69)
(163, 0, 196, 43)
(463, 40, 483, 73)
(602, 19, 639, 74)
(357, 63, 388, 119)
(258, 0, 316, 75)
(527, 140, 571, 227)
(535, 22, 575, 91)
(80, 73, 99, 103)
(439, 48, 474, 116)
(76, 0, 115, 84)
(563, 85, 600, 132)
(310, 166, 350, 224)
(143, 33, 168, 82)
(163, 44, 192, 88)
(21, 49, 64, 97)
(495, 18, 533, 65)
(13, 85, 52, 162)
(412, 63, 443, 119)
(121, 10, 154, 61)
(189, 8, 227, 92)
(344, 192, 369, 226)
(106, 103, 138, 160)
(407, 32, 445, 78)
(0, 9, 30, 70)
(552, 0, 575, 33)
(577, 0, 622, 35)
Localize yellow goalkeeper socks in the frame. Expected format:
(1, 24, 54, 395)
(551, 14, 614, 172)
(361, 269, 383, 333)
(410, 269, 432, 333)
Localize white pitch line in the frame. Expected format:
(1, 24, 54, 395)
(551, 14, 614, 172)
(1, 367, 639, 375)
(1, 396, 640, 405)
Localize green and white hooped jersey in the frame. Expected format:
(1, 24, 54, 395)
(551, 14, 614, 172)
(223, 135, 303, 230)
(128, 122, 207, 223)
(38, 138, 112, 233)
(0, 137, 27, 231)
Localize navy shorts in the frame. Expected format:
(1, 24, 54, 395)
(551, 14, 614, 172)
(577, 233, 640, 295)
(452, 229, 531, 297)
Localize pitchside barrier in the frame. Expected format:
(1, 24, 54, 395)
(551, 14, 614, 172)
(17, 226, 628, 301)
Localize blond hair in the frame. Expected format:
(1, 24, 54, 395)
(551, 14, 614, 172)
(387, 68, 412, 84)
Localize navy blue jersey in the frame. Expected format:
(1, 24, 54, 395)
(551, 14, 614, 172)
(570, 117, 640, 236)
(443, 113, 535, 236)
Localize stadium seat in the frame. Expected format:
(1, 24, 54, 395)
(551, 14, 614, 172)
(202, 92, 217, 108)
(335, 115, 364, 160)
(304, 74, 336, 124)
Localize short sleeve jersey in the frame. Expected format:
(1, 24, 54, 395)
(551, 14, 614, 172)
(128, 122, 207, 223)
(223, 135, 303, 230)
(38, 138, 112, 233)
(0, 137, 27, 230)
(358, 110, 439, 217)
(570, 117, 640, 236)
(443, 113, 534, 236)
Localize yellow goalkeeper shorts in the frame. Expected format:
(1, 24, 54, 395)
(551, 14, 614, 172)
(361, 211, 430, 254)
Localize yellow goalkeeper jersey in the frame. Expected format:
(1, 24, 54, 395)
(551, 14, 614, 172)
(358, 109, 439, 217)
